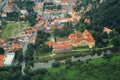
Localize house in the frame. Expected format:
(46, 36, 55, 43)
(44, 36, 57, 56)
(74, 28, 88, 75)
(0, 38, 5, 44)
(30, 36, 37, 44)
(20, 10, 28, 15)
(1, 12, 7, 17)
(20, 15, 26, 19)
(61, 0, 69, 6)
(43, 20, 49, 30)
(103, 27, 112, 34)
(12, 43, 21, 51)
(60, 6, 68, 13)
(4, 4, 14, 12)
(84, 18, 91, 24)
(69, 30, 95, 48)
(47, 39, 73, 54)
(4, 52, 15, 66)
(22, 28, 34, 37)
(8, 0, 14, 3)
(47, 30, 95, 54)
(54, 18, 77, 24)
(86, 4, 92, 11)
(0, 54, 4, 67)
(37, 2, 43, 9)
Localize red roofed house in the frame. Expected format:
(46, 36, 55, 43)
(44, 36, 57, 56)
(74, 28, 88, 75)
(12, 43, 21, 51)
(1, 12, 7, 17)
(8, 0, 14, 3)
(103, 27, 112, 34)
(4, 4, 14, 12)
(61, 0, 69, 6)
(84, 18, 91, 24)
(30, 36, 37, 44)
(69, 30, 95, 48)
(47, 30, 95, 53)
(0, 54, 4, 67)
(47, 39, 73, 54)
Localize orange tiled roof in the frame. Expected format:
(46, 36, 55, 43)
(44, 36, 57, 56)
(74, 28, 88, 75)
(83, 30, 95, 42)
(83, 29, 91, 36)
(0, 62, 4, 67)
(0, 54, 4, 59)
(38, 2, 42, 6)
(54, 18, 77, 23)
(47, 30, 95, 50)
(45, 10, 56, 13)
(57, 26, 63, 29)
(50, 24, 56, 30)
(103, 27, 112, 33)
(47, 41, 56, 47)
(44, 20, 48, 29)
(2, 12, 7, 15)
(61, 0, 69, 4)
(0, 54, 4, 67)
(5, 5, 13, 10)
(0, 38, 5, 44)
(61, 7, 67, 11)
(12, 43, 20, 51)
(84, 18, 90, 24)
(20, 15, 26, 19)
(69, 32, 82, 39)
(30, 36, 37, 44)
(55, 43, 71, 49)
(8, 0, 14, 2)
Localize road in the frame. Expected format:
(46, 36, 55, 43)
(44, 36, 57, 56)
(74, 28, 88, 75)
(21, 29, 38, 75)
(21, 42, 28, 75)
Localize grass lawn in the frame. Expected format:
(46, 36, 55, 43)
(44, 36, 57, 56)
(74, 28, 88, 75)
(89, 58, 107, 65)
(43, 54, 120, 80)
(56, 36, 64, 41)
(35, 52, 52, 59)
(74, 46, 89, 50)
(47, 54, 120, 72)
(47, 65, 65, 73)
(1, 22, 30, 38)
(110, 55, 120, 63)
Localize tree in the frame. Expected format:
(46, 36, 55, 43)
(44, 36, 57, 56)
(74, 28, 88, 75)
(111, 35, 120, 48)
(52, 61, 60, 68)
(0, 47, 5, 54)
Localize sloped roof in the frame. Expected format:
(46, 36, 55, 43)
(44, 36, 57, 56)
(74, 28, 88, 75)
(103, 27, 112, 33)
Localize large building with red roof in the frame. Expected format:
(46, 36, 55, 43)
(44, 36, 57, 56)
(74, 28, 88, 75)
(47, 30, 95, 54)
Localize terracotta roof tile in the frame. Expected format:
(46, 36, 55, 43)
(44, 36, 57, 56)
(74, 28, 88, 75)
(103, 27, 112, 33)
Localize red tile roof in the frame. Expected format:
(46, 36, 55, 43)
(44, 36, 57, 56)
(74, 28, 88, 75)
(0, 54, 4, 67)
(8, 0, 14, 2)
(84, 18, 90, 24)
(20, 15, 26, 19)
(12, 43, 20, 51)
(103, 27, 112, 33)
(5, 5, 13, 10)
(0, 38, 5, 44)
(47, 30, 95, 51)
(30, 36, 37, 44)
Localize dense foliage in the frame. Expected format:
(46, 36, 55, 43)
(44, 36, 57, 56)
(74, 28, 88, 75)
(34, 31, 51, 54)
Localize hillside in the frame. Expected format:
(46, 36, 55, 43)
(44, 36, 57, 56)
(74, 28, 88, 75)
(85, 0, 120, 33)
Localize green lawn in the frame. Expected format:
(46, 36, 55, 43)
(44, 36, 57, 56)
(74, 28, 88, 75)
(47, 65, 65, 73)
(89, 58, 107, 65)
(1, 22, 30, 38)
(74, 46, 89, 50)
(47, 54, 120, 73)
(44, 54, 120, 80)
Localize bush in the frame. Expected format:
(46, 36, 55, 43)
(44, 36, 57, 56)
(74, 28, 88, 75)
(103, 53, 113, 59)
(52, 62, 60, 68)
